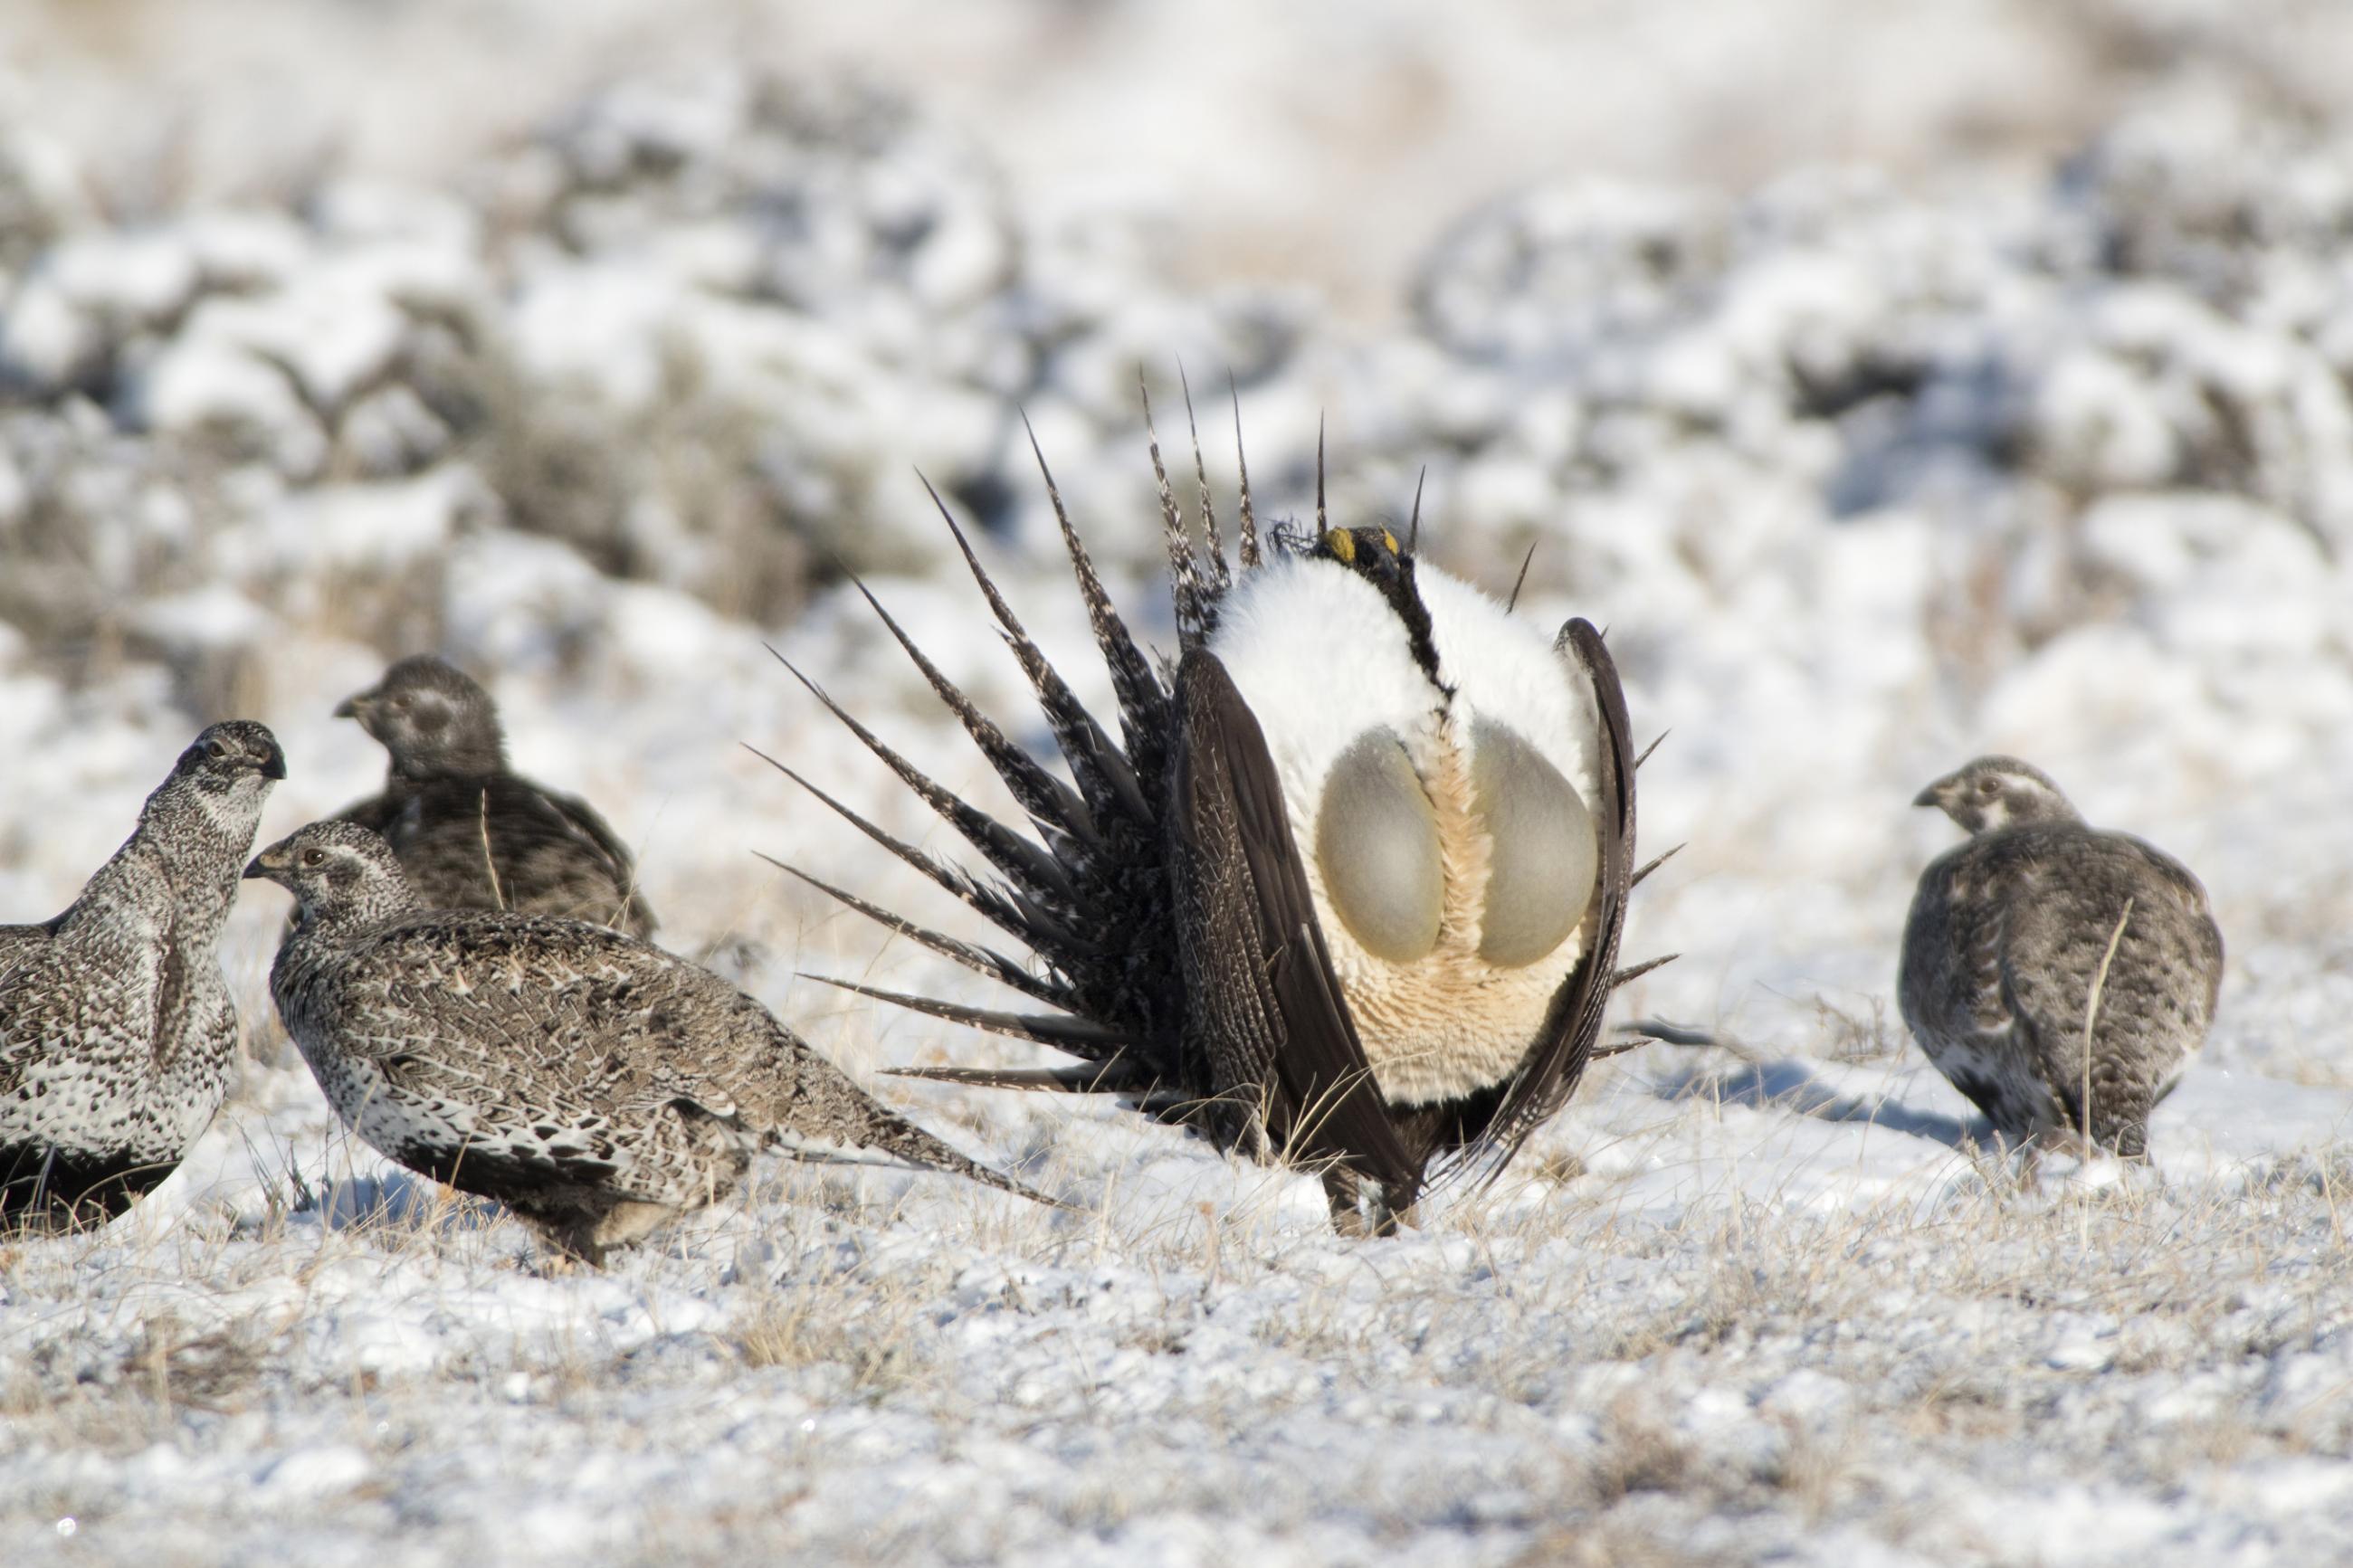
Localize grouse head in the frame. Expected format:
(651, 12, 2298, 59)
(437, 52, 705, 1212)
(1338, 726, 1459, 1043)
(1912, 755, 2082, 836)
(169, 720, 288, 789)
(1304, 524, 1444, 690)
(142, 721, 287, 860)
(245, 821, 423, 934)
(336, 656, 507, 781)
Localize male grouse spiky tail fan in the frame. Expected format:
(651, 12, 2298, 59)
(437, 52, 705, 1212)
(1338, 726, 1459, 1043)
(329, 655, 657, 939)
(1900, 755, 2224, 1160)
(248, 822, 1059, 1266)
(2, 722, 286, 1231)
(774, 386, 1672, 1235)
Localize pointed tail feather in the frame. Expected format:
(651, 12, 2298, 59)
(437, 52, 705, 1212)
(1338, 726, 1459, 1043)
(1177, 366, 1230, 596)
(847, 577, 1102, 852)
(767, 1117, 1069, 1211)
(923, 475, 1155, 826)
(1230, 375, 1262, 569)
(800, 974, 1136, 1058)
(1612, 954, 1677, 990)
(1631, 844, 1681, 889)
(748, 746, 1088, 958)
(1141, 375, 1211, 651)
(888, 1063, 1201, 1120)
(1019, 410, 1171, 779)
(758, 857, 1067, 1008)
(747, 1027, 1072, 1211)
(767, 651, 1081, 908)
(886, 1060, 1159, 1094)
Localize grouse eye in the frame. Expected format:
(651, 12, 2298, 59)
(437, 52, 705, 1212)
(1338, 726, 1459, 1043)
(1976, 777, 2000, 797)
(300, 848, 326, 868)
(389, 695, 411, 711)
(205, 740, 227, 760)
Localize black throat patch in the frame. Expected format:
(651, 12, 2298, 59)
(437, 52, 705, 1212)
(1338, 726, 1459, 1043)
(1304, 525, 1451, 697)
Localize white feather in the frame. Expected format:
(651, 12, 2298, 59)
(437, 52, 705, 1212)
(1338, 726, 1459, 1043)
(1418, 567, 1603, 808)
(1205, 552, 1612, 1105)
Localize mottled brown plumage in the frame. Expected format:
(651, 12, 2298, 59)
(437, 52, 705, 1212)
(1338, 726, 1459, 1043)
(330, 656, 656, 938)
(1900, 755, 2224, 1158)
(2, 722, 285, 1229)
(249, 822, 1054, 1264)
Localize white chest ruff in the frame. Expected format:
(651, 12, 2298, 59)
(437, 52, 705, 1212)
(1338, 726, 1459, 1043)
(1207, 557, 1606, 1107)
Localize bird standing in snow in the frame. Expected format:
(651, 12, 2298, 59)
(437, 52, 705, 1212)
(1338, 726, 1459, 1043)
(247, 821, 1055, 1264)
(772, 401, 1668, 1235)
(1900, 755, 2224, 1158)
(329, 655, 657, 938)
(2, 721, 286, 1229)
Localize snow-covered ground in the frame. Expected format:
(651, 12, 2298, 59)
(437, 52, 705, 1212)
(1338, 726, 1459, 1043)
(5, 5, 2353, 1563)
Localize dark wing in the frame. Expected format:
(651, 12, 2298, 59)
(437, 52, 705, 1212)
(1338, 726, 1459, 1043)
(329, 791, 406, 835)
(535, 783, 659, 938)
(1993, 832, 2224, 1145)
(0, 922, 52, 975)
(356, 916, 722, 1109)
(1459, 619, 1635, 1178)
(2114, 833, 2226, 1015)
(150, 936, 190, 1069)
(387, 776, 652, 935)
(1172, 651, 1418, 1195)
(0, 928, 60, 1097)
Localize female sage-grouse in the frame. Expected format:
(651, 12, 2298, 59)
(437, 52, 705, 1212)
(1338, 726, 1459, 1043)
(773, 404, 1667, 1234)
(2, 721, 286, 1229)
(1900, 755, 2224, 1158)
(330, 655, 656, 937)
(248, 821, 1054, 1263)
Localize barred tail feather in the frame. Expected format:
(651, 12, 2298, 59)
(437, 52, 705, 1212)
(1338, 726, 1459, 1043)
(1141, 376, 1211, 651)
(1018, 412, 1172, 781)
(1231, 376, 1262, 569)
(1177, 366, 1230, 596)
(922, 477, 1154, 826)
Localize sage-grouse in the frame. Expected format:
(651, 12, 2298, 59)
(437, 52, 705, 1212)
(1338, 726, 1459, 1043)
(330, 655, 656, 937)
(248, 821, 1054, 1263)
(773, 405, 1668, 1234)
(2, 721, 286, 1229)
(1900, 755, 2224, 1158)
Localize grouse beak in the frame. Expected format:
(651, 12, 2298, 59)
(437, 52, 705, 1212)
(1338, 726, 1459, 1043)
(244, 837, 292, 881)
(260, 740, 289, 781)
(334, 689, 377, 723)
(1911, 783, 1942, 810)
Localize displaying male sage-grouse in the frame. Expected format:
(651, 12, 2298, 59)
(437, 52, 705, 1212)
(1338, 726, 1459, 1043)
(329, 655, 656, 937)
(1900, 755, 2224, 1158)
(248, 821, 1054, 1263)
(771, 402, 1668, 1234)
(2, 721, 286, 1229)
